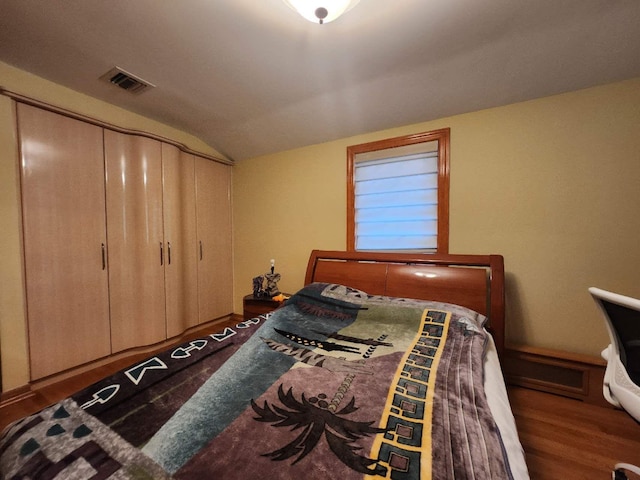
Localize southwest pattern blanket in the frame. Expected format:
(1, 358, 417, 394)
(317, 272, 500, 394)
(0, 283, 514, 479)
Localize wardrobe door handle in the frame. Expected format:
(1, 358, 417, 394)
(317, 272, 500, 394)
(160, 242, 164, 266)
(101, 243, 106, 270)
(167, 242, 172, 265)
(199, 240, 203, 260)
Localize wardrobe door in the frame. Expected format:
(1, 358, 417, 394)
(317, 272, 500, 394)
(104, 131, 166, 352)
(18, 104, 111, 379)
(162, 144, 198, 337)
(195, 157, 233, 323)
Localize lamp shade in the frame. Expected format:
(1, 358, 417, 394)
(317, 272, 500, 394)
(283, 0, 360, 24)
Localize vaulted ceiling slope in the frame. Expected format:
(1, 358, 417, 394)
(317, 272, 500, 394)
(1, 0, 639, 161)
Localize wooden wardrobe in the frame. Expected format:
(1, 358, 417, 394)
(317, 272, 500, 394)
(17, 102, 233, 380)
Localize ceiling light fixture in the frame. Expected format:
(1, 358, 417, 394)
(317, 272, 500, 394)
(283, 0, 360, 24)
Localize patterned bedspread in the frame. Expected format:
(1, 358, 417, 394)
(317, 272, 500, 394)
(0, 283, 515, 479)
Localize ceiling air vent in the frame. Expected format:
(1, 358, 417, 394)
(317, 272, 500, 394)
(100, 67, 155, 94)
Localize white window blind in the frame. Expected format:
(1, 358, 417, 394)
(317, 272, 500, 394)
(354, 151, 438, 251)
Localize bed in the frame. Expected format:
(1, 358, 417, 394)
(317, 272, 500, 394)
(0, 250, 529, 479)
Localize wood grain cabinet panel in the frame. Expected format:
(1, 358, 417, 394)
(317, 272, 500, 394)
(196, 156, 233, 323)
(17, 102, 234, 378)
(18, 104, 111, 379)
(104, 131, 166, 352)
(162, 145, 199, 337)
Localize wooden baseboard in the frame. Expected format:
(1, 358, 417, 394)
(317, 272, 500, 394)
(504, 344, 608, 406)
(0, 384, 34, 407)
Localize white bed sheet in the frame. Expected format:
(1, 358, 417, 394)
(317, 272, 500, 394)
(484, 333, 530, 479)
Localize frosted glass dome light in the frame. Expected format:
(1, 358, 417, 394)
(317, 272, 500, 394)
(283, 0, 361, 24)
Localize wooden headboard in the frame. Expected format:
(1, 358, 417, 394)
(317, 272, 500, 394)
(304, 250, 505, 356)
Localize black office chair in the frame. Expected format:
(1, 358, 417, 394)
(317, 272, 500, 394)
(589, 287, 640, 480)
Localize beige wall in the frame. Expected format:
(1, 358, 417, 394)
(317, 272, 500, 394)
(233, 77, 640, 357)
(0, 61, 226, 391)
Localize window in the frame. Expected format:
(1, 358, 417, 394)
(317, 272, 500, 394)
(347, 128, 450, 252)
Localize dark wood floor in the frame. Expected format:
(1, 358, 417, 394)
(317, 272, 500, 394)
(508, 386, 640, 478)
(2, 335, 639, 478)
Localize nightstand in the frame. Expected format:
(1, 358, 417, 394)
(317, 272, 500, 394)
(243, 294, 286, 320)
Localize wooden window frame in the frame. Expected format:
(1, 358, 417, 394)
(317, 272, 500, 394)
(347, 127, 450, 253)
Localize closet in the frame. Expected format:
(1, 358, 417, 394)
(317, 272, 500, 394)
(162, 145, 199, 338)
(18, 102, 232, 379)
(104, 132, 166, 352)
(18, 104, 112, 379)
(196, 156, 233, 323)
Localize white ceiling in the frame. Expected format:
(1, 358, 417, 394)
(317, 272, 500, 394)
(1, 0, 639, 161)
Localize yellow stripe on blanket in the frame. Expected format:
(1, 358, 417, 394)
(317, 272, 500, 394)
(366, 309, 451, 480)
